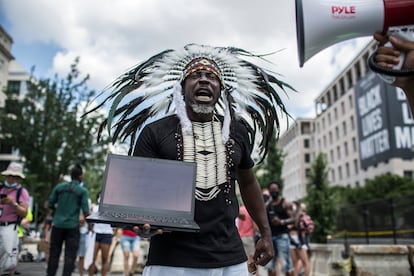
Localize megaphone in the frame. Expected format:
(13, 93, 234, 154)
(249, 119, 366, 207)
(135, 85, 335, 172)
(296, 0, 414, 68)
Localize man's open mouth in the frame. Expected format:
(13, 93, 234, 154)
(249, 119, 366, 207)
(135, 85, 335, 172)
(194, 89, 213, 102)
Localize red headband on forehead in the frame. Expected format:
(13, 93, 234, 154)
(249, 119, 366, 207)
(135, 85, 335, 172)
(183, 57, 221, 81)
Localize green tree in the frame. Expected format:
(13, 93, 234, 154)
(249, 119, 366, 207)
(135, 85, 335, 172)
(255, 134, 285, 189)
(304, 152, 336, 243)
(0, 58, 109, 222)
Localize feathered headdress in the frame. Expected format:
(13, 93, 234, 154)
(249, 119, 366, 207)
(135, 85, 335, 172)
(86, 44, 293, 162)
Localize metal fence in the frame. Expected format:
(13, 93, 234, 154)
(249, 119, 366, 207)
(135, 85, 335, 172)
(333, 194, 414, 246)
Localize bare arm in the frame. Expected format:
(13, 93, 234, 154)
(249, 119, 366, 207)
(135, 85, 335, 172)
(373, 33, 414, 116)
(237, 168, 274, 266)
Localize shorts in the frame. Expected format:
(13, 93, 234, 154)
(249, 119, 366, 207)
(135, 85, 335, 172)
(265, 233, 293, 273)
(77, 232, 87, 257)
(289, 234, 308, 250)
(120, 235, 140, 252)
(241, 236, 255, 257)
(95, 233, 113, 245)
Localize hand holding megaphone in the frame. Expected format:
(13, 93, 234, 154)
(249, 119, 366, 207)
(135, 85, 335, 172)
(371, 32, 414, 86)
(371, 32, 414, 117)
(368, 29, 414, 83)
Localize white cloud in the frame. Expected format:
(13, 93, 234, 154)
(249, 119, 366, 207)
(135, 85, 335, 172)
(1, 0, 373, 128)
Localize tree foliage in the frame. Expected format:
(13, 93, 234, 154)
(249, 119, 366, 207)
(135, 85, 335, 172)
(331, 173, 414, 206)
(0, 58, 109, 222)
(304, 152, 337, 243)
(255, 134, 285, 189)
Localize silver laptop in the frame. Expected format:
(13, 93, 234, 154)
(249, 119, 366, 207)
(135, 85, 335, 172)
(86, 153, 200, 232)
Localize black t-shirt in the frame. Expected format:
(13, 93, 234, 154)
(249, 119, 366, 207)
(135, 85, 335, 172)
(267, 198, 290, 235)
(134, 115, 254, 268)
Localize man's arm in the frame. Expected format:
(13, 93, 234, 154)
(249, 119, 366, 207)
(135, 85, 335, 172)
(373, 33, 414, 116)
(237, 168, 274, 266)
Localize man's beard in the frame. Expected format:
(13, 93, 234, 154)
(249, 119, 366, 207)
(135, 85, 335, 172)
(190, 103, 214, 114)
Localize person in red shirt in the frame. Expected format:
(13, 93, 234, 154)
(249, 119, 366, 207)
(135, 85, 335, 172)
(237, 204, 257, 269)
(120, 228, 141, 276)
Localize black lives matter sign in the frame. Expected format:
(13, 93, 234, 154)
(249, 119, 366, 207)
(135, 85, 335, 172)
(355, 72, 414, 169)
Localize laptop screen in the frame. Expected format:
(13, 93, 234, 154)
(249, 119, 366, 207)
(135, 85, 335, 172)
(101, 154, 196, 213)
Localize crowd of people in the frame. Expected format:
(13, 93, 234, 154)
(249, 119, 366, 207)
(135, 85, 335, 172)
(0, 33, 413, 276)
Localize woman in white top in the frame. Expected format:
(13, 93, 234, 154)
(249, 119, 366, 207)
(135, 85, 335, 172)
(88, 193, 114, 276)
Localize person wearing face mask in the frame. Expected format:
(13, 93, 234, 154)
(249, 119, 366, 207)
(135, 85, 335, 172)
(0, 162, 30, 275)
(264, 181, 295, 276)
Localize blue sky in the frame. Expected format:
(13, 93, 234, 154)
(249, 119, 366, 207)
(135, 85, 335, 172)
(0, 13, 60, 77)
(0, 0, 371, 131)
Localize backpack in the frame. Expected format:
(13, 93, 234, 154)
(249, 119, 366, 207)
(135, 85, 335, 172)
(300, 214, 314, 234)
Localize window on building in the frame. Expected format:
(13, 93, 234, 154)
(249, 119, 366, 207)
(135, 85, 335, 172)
(333, 86, 338, 101)
(305, 168, 311, 178)
(304, 139, 310, 148)
(356, 61, 362, 81)
(335, 126, 339, 139)
(344, 142, 348, 156)
(322, 117, 325, 129)
(323, 136, 327, 148)
(7, 81, 20, 95)
(346, 162, 350, 177)
(350, 116, 355, 130)
(337, 146, 341, 160)
(340, 79, 345, 96)
(301, 122, 311, 134)
(326, 93, 332, 107)
(342, 121, 347, 136)
(304, 153, 311, 163)
(403, 171, 413, 179)
(348, 94, 353, 109)
(338, 166, 343, 180)
(329, 131, 333, 144)
(341, 101, 345, 115)
(347, 70, 353, 88)
(331, 169, 336, 182)
(352, 137, 357, 152)
(354, 159, 359, 175)
(334, 107, 338, 120)
(328, 112, 331, 124)
(330, 149, 334, 163)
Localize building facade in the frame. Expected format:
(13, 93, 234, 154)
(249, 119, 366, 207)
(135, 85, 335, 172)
(277, 118, 313, 200)
(0, 25, 14, 108)
(279, 40, 414, 200)
(0, 26, 29, 170)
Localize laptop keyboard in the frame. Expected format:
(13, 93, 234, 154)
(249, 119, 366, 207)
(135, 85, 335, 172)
(100, 211, 190, 225)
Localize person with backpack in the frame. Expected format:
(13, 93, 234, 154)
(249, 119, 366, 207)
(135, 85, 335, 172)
(298, 203, 314, 247)
(46, 164, 90, 276)
(289, 201, 312, 276)
(0, 162, 30, 275)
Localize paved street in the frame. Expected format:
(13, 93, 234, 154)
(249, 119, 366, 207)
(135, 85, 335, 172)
(12, 238, 145, 276)
(15, 260, 141, 275)
(13, 239, 268, 276)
